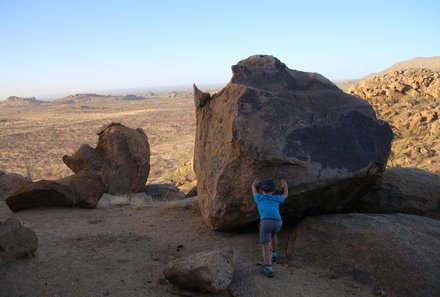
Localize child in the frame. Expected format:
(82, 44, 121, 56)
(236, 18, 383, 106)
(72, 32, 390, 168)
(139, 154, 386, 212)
(251, 177, 288, 278)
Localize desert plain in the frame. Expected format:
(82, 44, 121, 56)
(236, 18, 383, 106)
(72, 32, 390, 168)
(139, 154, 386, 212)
(0, 91, 378, 297)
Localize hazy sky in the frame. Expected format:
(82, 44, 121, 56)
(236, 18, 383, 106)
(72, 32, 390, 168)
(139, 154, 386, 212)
(1, 0, 439, 99)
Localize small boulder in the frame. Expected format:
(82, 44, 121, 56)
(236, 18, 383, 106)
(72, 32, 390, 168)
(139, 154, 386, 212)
(164, 196, 199, 210)
(0, 218, 38, 264)
(163, 249, 234, 294)
(137, 183, 185, 201)
(0, 171, 30, 201)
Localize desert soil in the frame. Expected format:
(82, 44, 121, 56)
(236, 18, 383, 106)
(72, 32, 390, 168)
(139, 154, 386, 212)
(0, 200, 375, 297)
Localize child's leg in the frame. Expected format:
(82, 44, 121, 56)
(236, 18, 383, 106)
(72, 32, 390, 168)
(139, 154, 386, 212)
(261, 242, 272, 266)
(270, 233, 278, 252)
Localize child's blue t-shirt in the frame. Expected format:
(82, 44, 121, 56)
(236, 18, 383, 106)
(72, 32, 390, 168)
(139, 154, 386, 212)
(253, 193, 285, 221)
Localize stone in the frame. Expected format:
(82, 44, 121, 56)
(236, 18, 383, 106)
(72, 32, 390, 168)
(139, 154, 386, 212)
(0, 218, 38, 264)
(194, 55, 393, 230)
(287, 213, 440, 297)
(137, 183, 185, 201)
(0, 171, 30, 201)
(63, 122, 150, 195)
(165, 196, 199, 210)
(6, 170, 107, 212)
(356, 167, 440, 218)
(163, 249, 234, 294)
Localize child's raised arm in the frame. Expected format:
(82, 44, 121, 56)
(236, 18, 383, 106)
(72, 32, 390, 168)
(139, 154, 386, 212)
(251, 177, 261, 195)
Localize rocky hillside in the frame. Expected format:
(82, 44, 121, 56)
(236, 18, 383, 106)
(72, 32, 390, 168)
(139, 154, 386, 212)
(348, 68, 440, 174)
(2, 96, 43, 107)
(366, 56, 440, 79)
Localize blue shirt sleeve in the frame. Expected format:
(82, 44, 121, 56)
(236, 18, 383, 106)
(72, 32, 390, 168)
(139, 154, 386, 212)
(273, 195, 285, 203)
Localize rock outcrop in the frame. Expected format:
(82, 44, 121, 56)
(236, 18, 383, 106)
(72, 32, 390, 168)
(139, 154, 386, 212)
(357, 167, 440, 218)
(348, 69, 440, 174)
(348, 68, 440, 100)
(6, 170, 107, 212)
(0, 218, 38, 264)
(4, 96, 43, 107)
(0, 171, 30, 201)
(63, 122, 150, 195)
(194, 55, 393, 230)
(163, 249, 234, 294)
(287, 213, 440, 297)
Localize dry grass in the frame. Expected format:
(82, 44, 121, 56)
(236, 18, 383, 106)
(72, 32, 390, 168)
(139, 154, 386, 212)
(0, 94, 196, 183)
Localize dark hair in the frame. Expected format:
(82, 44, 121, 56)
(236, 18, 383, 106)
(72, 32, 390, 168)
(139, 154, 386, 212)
(261, 179, 275, 192)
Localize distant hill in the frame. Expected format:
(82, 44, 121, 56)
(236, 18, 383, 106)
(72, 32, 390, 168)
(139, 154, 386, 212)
(2, 96, 43, 107)
(334, 79, 362, 92)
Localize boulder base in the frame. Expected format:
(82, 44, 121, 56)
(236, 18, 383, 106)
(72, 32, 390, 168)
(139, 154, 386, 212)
(287, 213, 440, 297)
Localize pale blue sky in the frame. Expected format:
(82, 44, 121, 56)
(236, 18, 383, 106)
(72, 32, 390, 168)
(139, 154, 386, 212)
(1, 0, 439, 99)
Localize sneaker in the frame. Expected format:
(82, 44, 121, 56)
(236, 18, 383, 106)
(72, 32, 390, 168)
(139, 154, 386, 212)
(271, 251, 279, 262)
(259, 265, 274, 278)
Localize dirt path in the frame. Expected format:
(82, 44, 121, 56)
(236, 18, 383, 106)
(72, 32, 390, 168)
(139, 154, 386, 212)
(0, 201, 374, 297)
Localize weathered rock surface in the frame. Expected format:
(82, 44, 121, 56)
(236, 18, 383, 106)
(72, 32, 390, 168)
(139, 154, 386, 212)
(194, 55, 393, 230)
(357, 167, 440, 217)
(163, 249, 234, 294)
(0, 218, 38, 264)
(6, 170, 107, 212)
(287, 213, 440, 297)
(63, 122, 150, 194)
(0, 171, 30, 201)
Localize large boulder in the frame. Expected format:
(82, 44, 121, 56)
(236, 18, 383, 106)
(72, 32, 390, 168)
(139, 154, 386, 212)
(0, 218, 38, 264)
(286, 213, 440, 297)
(6, 170, 107, 212)
(0, 171, 30, 201)
(194, 55, 393, 230)
(63, 122, 150, 194)
(163, 249, 234, 294)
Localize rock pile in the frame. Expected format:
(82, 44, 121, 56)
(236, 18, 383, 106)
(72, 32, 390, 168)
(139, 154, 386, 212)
(348, 68, 440, 173)
(348, 68, 440, 100)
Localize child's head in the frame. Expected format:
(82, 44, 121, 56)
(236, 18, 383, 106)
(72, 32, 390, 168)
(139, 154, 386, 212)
(260, 179, 275, 193)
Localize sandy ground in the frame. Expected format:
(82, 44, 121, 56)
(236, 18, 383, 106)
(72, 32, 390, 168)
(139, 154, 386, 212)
(0, 200, 375, 297)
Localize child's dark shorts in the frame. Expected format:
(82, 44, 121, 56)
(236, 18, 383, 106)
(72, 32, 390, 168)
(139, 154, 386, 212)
(259, 219, 282, 244)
